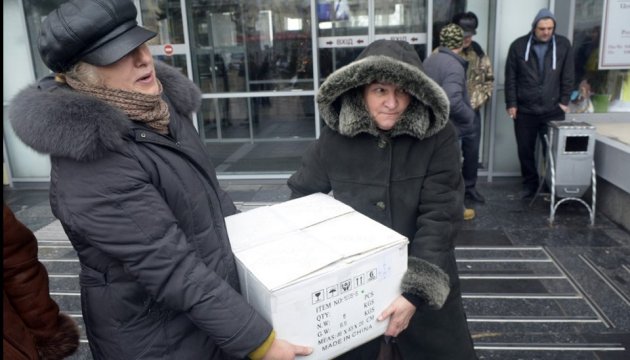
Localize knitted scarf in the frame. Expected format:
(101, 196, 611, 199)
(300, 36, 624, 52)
(65, 76, 171, 134)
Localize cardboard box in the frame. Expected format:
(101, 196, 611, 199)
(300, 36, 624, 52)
(225, 193, 408, 359)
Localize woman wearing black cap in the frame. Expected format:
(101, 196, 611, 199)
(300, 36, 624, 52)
(8, 1, 311, 359)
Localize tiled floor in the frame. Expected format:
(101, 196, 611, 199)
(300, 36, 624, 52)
(4, 177, 630, 360)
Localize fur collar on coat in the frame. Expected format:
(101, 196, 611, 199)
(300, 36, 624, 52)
(9, 61, 201, 162)
(317, 41, 450, 140)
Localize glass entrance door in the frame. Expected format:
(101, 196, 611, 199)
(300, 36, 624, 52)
(134, 1, 442, 178)
(139, 1, 432, 177)
(186, 0, 317, 177)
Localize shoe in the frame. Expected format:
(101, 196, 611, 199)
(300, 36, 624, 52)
(463, 208, 475, 220)
(465, 188, 486, 203)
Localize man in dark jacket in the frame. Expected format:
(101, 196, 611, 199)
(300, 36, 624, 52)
(505, 8, 574, 199)
(424, 23, 477, 221)
(8, 1, 311, 359)
(288, 39, 477, 360)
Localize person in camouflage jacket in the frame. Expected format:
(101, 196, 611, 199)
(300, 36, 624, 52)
(461, 45, 494, 111)
(453, 12, 494, 204)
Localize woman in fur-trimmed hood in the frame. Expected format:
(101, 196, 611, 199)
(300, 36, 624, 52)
(288, 40, 477, 359)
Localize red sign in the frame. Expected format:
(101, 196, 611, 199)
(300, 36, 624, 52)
(164, 44, 174, 56)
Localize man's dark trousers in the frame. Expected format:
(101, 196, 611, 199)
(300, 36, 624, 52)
(513, 111, 565, 192)
(461, 109, 482, 191)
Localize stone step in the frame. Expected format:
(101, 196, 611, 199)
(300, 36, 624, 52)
(37, 244, 76, 259)
(51, 293, 81, 312)
(463, 297, 597, 319)
(41, 259, 81, 274)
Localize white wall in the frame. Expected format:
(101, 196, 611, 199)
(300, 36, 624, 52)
(467, 0, 490, 52)
(3, 0, 51, 181)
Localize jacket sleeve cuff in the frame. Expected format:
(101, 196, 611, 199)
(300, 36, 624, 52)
(36, 313, 80, 359)
(401, 292, 426, 309)
(249, 330, 276, 360)
(401, 256, 450, 310)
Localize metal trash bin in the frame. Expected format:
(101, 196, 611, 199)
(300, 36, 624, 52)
(543, 120, 597, 226)
(545, 121, 596, 198)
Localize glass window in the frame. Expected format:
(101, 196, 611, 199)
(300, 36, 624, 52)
(198, 96, 316, 140)
(431, 0, 466, 50)
(204, 141, 309, 174)
(187, 0, 314, 95)
(317, 1, 369, 79)
(154, 54, 188, 76)
(375, 0, 427, 35)
(573, 0, 629, 113)
(317, 0, 369, 37)
(22, 0, 67, 79)
(140, 0, 185, 45)
(318, 47, 364, 79)
(317, 1, 429, 79)
(187, 1, 318, 175)
(375, 0, 428, 62)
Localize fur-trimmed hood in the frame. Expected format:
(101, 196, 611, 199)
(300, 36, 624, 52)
(318, 40, 450, 139)
(9, 61, 201, 161)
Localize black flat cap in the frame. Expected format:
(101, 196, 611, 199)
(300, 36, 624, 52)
(453, 12, 479, 37)
(38, 0, 157, 72)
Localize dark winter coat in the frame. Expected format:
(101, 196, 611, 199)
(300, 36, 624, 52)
(423, 46, 476, 136)
(4, 204, 80, 360)
(8, 62, 272, 360)
(288, 40, 477, 360)
(505, 32, 574, 117)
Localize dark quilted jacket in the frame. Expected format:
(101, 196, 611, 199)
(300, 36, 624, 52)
(9, 62, 272, 360)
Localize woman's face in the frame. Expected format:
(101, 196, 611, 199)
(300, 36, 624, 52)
(363, 82, 411, 131)
(94, 44, 159, 95)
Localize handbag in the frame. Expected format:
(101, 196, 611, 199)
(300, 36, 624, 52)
(376, 336, 403, 360)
